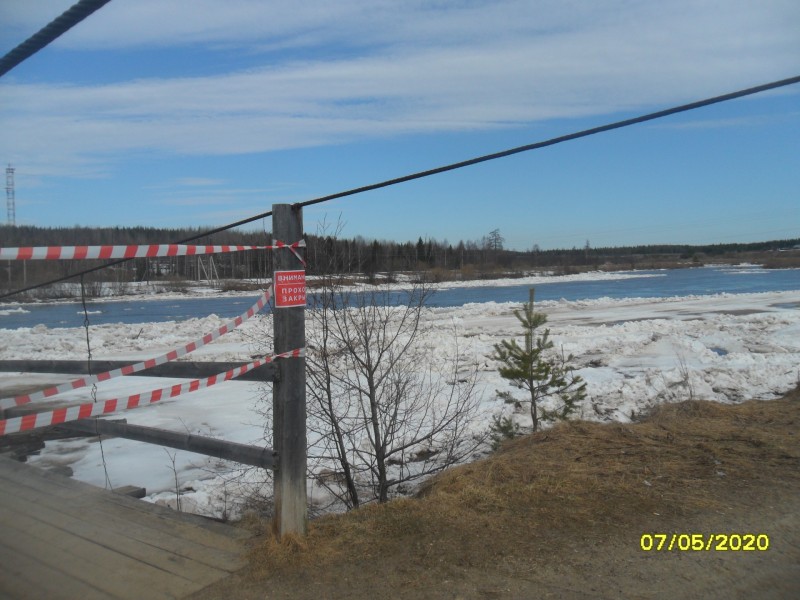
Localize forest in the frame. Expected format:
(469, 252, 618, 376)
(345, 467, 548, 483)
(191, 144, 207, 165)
(1, 224, 798, 293)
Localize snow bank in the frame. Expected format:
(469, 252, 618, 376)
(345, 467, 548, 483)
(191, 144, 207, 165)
(429, 270, 664, 290)
(3, 289, 799, 519)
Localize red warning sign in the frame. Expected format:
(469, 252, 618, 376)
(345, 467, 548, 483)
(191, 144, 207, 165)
(274, 270, 306, 308)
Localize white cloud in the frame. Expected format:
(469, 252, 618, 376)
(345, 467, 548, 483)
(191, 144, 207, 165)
(1, 0, 798, 177)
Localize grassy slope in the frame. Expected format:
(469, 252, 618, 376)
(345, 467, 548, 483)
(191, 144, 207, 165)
(192, 387, 800, 599)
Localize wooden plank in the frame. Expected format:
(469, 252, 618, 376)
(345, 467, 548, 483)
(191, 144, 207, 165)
(79, 491, 252, 547)
(115, 484, 147, 498)
(0, 459, 252, 599)
(0, 458, 250, 541)
(0, 461, 87, 499)
(0, 488, 242, 577)
(0, 464, 248, 561)
(0, 510, 204, 599)
(0, 542, 111, 600)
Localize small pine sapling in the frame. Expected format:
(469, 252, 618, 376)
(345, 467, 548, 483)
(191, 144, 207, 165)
(491, 289, 587, 432)
(488, 414, 521, 450)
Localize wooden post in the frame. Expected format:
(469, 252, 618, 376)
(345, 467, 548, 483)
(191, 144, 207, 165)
(272, 204, 307, 538)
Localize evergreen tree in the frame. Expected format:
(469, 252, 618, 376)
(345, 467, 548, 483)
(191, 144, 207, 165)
(486, 228, 504, 251)
(491, 290, 586, 432)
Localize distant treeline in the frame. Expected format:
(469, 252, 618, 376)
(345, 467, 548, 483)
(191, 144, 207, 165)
(1, 225, 798, 288)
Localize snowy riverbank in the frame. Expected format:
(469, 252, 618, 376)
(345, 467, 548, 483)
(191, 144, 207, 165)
(1, 288, 798, 518)
(0, 268, 663, 307)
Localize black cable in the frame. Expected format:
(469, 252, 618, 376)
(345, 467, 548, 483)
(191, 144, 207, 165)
(2, 75, 798, 301)
(0, 0, 113, 78)
(294, 75, 800, 210)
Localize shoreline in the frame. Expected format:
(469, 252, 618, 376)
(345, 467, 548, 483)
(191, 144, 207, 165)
(2, 287, 799, 517)
(3, 263, 798, 310)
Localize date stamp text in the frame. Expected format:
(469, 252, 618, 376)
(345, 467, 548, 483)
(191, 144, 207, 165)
(640, 533, 769, 552)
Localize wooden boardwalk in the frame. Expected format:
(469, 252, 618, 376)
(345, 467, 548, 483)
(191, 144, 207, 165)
(0, 457, 252, 599)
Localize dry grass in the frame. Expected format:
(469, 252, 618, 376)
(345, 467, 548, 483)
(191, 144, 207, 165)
(245, 390, 800, 576)
(219, 280, 265, 292)
(761, 254, 800, 269)
(194, 388, 800, 599)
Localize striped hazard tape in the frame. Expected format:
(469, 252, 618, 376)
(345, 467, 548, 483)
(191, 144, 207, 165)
(274, 240, 306, 267)
(0, 240, 305, 261)
(0, 287, 273, 410)
(0, 349, 304, 436)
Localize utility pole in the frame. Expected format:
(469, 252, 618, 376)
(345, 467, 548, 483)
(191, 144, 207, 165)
(5, 165, 15, 284)
(6, 165, 15, 226)
(271, 204, 307, 538)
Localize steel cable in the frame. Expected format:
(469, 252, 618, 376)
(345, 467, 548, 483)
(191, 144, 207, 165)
(2, 75, 798, 300)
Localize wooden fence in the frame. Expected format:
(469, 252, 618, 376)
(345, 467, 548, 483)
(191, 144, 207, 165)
(0, 204, 308, 538)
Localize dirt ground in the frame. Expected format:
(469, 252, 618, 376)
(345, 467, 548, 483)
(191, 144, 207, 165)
(190, 389, 800, 600)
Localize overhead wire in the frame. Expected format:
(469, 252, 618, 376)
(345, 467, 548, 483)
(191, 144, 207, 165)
(293, 75, 800, 210)
(0, 0, 118, 287)
(1, 75, 798, 301)
(0, 0, 114, 78)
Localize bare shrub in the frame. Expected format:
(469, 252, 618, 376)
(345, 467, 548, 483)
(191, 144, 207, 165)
(306, 277, 484, 508)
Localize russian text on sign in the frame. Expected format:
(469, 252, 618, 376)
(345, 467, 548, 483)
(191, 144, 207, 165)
(274, 270, 307, 308)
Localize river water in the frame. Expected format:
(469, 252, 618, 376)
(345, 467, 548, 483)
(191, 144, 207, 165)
(1, 265, 799, 330)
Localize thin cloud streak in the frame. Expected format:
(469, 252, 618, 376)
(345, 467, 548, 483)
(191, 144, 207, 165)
(1, 1, 798, 178)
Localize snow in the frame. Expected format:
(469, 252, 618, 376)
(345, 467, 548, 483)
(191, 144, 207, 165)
(2, 285, 799, 519)
(428, 270, 665, 290)
(0, 270, 662, 310)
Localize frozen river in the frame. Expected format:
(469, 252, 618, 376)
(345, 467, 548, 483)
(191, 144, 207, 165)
(1, 265, 799, 518)
(1, 265, 799, 329)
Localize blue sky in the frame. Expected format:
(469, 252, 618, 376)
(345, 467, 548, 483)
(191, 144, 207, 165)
(1, 0, 798, 250)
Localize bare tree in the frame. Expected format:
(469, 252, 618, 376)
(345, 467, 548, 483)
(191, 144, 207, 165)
(303, 225, 484, 508)
(306, 276, 484, 507)
(251, 220, 485, 511)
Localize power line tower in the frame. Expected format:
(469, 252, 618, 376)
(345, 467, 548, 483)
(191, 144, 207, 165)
(6, 165, 15, 226)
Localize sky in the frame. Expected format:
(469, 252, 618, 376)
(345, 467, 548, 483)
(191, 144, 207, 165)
(1, 0, 798, 251)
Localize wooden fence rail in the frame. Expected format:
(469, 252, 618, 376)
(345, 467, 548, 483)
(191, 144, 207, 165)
(0, 203, 308, 538)
(59, 419, 276, 469)
(0, 359, 277, 382)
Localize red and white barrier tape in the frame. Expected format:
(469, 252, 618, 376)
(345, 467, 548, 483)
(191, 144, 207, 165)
(274, 240, 306, 267)
(0, 348, 304, 436)
(0, 240, 305, 261)
(0, 288, 273, 410)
